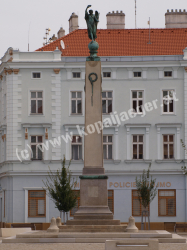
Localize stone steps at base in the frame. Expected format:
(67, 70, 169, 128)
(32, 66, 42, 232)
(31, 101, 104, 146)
(66, 219, 121, 225)
(59, 225, 127, 232)
(2, 235, 187, 244)
(60, 229, 126, 232)
(73, 215, 113, 220)
(15, 231, 171, 238)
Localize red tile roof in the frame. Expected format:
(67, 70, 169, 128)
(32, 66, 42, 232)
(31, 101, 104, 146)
(36, 28, 187, 56)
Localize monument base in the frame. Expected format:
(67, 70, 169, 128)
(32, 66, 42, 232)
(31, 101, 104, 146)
(59, 224, 127, 232)
(66, 219, 120, 225)
(73, 206, 114, 220)
(69, 176, 119, 226)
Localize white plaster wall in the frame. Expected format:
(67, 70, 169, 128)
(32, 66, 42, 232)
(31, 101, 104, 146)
(51, 71, 62, 160)
(6, 72, 22, 161)
(0, 51, 186, 223)
(110, 175, 185, 223)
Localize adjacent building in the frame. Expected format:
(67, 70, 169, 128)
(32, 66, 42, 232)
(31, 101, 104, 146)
(0, 10, 187, 227)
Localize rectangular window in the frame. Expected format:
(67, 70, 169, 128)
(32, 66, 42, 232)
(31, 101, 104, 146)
(158, 190, 176, 216)
(164, 71, 172, 77)
(70, 190, 113, 216)
(71, 91, 82, 114)
(132, 91, 143, 113)
(163, 135, 174, 159)
(102, 91, 112, 114)
(163, 90, 174, 113)
(31, 136, 43, 160)
(30, 91, 43, 114)
(103, 135, 112, 159)
(103, 72, 111, 78)
(133, 72, 141, 77)
(72, 136, 82, 160)
(72, 72, 81, 78)
(133, 135, 143, 159)
(28, 190, 46, 217)
(32, 72, 41, 78)
(132, 190, 149, 216)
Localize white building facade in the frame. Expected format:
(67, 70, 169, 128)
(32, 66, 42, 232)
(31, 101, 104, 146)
(0, 40, 187, 225)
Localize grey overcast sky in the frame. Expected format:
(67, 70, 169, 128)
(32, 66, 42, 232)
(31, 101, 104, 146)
(0, 0, 186, 59)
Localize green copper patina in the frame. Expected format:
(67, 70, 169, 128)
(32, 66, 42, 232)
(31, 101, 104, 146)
(79, 175, 108, 179)
(88, 72, 98, 106)
(85, 5, 100, 61)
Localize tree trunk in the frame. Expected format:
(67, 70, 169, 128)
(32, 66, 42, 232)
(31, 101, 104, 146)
(63, 211, 65, 224)
(66, 212, 68, 223)
(141, 207, 150, 230)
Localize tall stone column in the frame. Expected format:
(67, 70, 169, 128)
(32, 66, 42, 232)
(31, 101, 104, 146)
(73, 61, 113, 221)
(83, 61, 103, 175)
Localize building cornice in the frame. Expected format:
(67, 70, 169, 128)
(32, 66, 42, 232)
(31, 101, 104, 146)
(155, 123, 182, 128)
(1, 56, 185, 74)
(125, 159, 152, 164)
(22, 123, 52, 128)
(125, 123, 151, 128)
(23, 187, 47, 190)
(155, 159, 183, 163)
(0, 169, 185, 177)
(63, 124, 119, 130)
(63, 124, 84, 130)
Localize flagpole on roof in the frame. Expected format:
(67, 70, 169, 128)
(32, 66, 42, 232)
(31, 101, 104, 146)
(135, 0, 137, 29)
(147, 17, 151, 44)
(28, 22, 31, 52)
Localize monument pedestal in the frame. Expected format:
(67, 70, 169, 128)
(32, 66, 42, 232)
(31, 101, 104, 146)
(73, 176, 114, 221)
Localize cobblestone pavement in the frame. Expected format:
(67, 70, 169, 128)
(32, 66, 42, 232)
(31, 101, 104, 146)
(0, 235, 187, 250)
(0, 242, 187, 250)
(0, 243, 104, 250)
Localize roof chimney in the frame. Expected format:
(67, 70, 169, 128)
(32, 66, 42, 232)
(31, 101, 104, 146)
(69, 12, 79, 33)
(165, 9, 187, 28)
(106, 11, 125, 29)
(57, 27, 65, 39)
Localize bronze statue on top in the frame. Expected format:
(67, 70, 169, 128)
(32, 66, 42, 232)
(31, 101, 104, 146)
(85, 5, 99, 41)
(85, 5, 100, 61)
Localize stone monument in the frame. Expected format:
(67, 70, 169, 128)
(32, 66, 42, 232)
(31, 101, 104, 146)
(66, 5, 123, 230)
